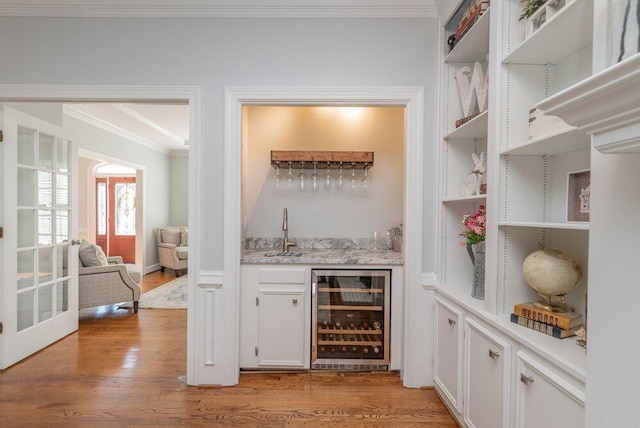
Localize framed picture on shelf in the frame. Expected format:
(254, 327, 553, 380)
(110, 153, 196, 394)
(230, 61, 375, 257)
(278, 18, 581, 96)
(567, 170, 590, 222)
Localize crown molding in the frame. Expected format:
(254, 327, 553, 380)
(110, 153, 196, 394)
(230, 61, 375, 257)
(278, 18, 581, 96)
(0, 0, 438, 18)
(112, 104, 186, 145)
(63, 104, 170, 155)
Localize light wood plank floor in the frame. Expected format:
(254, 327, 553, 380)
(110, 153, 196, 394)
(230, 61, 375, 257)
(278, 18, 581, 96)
(0, 271, 457, 427)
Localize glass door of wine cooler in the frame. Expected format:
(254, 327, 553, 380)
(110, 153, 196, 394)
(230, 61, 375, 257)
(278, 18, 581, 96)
(311, 269, 390, 370)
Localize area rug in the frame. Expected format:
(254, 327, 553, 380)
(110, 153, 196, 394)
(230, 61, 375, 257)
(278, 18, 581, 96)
(124, 275, 187, 309)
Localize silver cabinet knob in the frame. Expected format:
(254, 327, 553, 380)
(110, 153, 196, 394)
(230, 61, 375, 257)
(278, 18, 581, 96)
(448, 318, 457, 326)
(520, 373, 534, 386)
(488, 349, 500, 360)
(292, 298, 298, 304)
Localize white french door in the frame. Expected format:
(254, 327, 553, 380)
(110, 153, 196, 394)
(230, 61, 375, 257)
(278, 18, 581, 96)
(0, 107, 79, 369)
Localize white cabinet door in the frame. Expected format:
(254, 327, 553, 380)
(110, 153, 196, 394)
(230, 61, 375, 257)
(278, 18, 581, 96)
(465, 318, 512, 428)
(434, 297, 464, 413)
(240, 266, 309, 369)
(257, 286, 306, 367)
(516, 352, 585, 428)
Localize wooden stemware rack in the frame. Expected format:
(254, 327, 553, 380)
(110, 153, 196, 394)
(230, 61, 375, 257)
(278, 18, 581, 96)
(271, 150, 374, 169)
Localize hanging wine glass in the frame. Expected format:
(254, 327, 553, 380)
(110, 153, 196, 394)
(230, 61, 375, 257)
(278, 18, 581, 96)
(273, 161, 281, 188)
(350, 163, 357, 189)
(311, 162, 319, 191)
(337, 162, 345, 188)
(287, 162, 294, 189)
(362, 163, 369, 190)
(325, 162, 332, 188)
(298, 161, 307, 191)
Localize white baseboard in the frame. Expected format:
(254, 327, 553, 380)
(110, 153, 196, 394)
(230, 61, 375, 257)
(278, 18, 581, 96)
(145, 263, 161, 275)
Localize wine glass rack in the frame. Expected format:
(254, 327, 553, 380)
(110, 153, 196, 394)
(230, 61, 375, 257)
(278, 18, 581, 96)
(271, 150, 374, 170)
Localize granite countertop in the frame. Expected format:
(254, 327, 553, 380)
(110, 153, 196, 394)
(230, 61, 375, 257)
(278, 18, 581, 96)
(240, 248, 403, 265)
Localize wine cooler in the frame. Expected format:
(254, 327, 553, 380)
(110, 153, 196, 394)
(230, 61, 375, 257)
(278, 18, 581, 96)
(311, 269, 390, 370)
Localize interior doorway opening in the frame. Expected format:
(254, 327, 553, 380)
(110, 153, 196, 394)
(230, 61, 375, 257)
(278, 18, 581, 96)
(0, 88, 198, 383)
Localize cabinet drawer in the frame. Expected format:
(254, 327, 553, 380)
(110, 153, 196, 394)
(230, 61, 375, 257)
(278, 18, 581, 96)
(516, 352, 585, 428)
(259, 267, 306, 284)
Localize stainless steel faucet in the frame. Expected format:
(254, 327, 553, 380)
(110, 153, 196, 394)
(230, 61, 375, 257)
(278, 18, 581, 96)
(282, 207, 296, 253)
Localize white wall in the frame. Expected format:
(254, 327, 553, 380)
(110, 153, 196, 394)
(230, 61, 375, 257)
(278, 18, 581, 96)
(0, 16, 440, 271)
(0, 16, 440, 385)
(587, 150, 640, 427)
(77, 156, 95, 240)
(169, 153, 189, 227)
(243, 106, 404, 240)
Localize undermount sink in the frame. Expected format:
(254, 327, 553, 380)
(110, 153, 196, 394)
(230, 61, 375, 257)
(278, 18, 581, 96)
(263, 251, 303, 257)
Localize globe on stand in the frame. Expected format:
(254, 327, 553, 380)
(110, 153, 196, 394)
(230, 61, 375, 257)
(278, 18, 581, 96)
(522, 244, 582, 312)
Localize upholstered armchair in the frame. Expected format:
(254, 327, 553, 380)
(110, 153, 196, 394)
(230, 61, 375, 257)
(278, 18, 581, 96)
(157, 227, 188, 277)
(77, 240, 141, 313)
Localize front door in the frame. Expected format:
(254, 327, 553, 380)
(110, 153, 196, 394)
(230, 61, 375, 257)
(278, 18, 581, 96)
(95, 176, 136, 263)
(0, 107, 79, 369)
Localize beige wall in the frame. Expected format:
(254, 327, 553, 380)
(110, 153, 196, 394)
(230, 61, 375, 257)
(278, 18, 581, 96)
(242, 106, 405, 240)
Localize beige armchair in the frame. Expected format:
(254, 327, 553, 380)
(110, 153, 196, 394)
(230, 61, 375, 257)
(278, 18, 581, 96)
(157, 227, 188, 277)
(75, 240, 141, 313)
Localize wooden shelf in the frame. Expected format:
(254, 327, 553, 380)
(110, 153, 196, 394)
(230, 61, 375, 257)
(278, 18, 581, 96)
(318, 327, 382, 335)
(318, 339, 382, 346)
(318, 287, 383, 293)
(445, 8, 491, 64)
(501, 127, 589, 156)
(503, 0, 593, 65)
(271, 150, 373, 169)
(318, 305, 383, 311)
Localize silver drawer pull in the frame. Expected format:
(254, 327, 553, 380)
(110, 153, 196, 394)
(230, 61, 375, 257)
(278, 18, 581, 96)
(488, 350, 500, 360)
(448, 318, 457, 326)
(292, 298, 298, 304)
(520, 373, 534, 386)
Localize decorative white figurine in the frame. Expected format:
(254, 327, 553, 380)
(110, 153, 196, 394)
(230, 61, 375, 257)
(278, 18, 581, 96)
(454, 61, 489, 117)
(462, 152, 486, 197)
(579, 184, 591, 214)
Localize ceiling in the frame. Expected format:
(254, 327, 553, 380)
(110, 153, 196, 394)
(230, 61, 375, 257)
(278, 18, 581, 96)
(65, 103, 190, 154)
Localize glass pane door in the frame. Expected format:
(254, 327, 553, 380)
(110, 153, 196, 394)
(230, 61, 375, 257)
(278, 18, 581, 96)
(16, 126, 71, 332)
(2, 107, 78, 370)
(311, 269, 391, 370)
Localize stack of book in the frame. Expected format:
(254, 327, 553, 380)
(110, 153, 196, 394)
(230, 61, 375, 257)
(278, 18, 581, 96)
(510, 302, 583, 339)
(452, 0, 490, 48)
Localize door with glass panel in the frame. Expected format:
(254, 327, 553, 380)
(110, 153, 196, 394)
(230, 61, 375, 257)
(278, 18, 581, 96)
(0, 107, 78, 370)
(95, 176, 136, 264)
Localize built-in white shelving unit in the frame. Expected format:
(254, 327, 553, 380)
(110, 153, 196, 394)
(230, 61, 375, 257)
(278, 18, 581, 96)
(436, 1, 594, 425)
(444, 9, 491, 64)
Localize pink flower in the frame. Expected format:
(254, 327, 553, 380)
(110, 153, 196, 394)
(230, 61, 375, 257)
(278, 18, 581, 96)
(458, 205, 486, 246)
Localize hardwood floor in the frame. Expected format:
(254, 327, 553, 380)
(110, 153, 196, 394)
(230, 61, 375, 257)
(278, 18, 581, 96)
(138, 269, 180, 293)
(0, 271, 457, 427)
